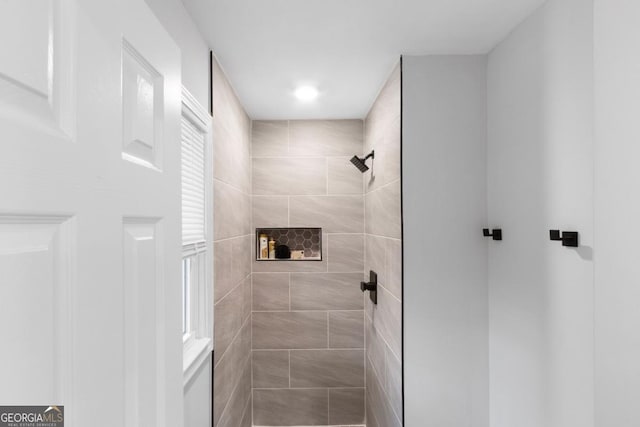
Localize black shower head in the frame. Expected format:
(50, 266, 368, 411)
(350, 150, 375, 173)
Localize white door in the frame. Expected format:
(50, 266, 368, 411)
(0, 1, 183, 426)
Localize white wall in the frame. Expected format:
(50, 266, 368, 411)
(594, 1, 640, 425)
(487, 0, 594, 426)
(184, 355, 213, 427)
(145, 0, 210, 108)
(143, 2, 212, 427)
(403, 55, 489, 427)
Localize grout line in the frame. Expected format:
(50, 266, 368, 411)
(252, 348, 365, 352)
(327, 311, 330, 348)
(288, 350, 291, 388)
(252, 309, 364, 314)
(214, 314, 251, 370)
(327, 388, 330, 423)
(288, 273, 291, 311)
(214, 273, 250, 307)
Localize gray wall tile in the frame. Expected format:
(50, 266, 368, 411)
(290, 349, 365, 387)
(386, 237, 402, 299)
(253, 196, 289, 228)
(212, 57, 252, 427)
(231, 235, 251, 286)
(252, 120, 288, 157)
(386, 346, 404, 422)
(366, 358, 402, 427)
(365, 314, 387, 387)
(329, 388, 365, 425)
(328, 234, 364, 273)
(214, 239, 233, 303)
(252, 311, 328, 349)
(252, 273, 289, 311)
(252, 350, 289, 388)
(242, 276, 251, 321)
(370, 284, 402, 359)
(253, 157, 326, 196)
(290, 273, 364, 310)
(328, 156, 364, 195)
(216, 356, 251, 427)
(214, 283, 245, 365)
(213, 320, 251, 426)
(290, 195, 364, 233)
(329, 311, 365, 349)
(239, 396, 251, 427)
(289, 119, 363, 157)
(249, 119, 369, 424)
(214, 179, 251, 240)
(365, 180, 401, 239)
(365, 234, 387, 286)
(253, 388, 328, 426)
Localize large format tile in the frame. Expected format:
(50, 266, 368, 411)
(329, 311, 364, 349)
(252, 120, 288, 157)
(370, 285, 402, 358)
(213, 321, 250, 426)
(214, 239, 233, 303)
(386, 237, 402, 299)
(253, 388, 328, 426)
(252, 311, 328, 349)
(365, 115, 401, 193)
(386, 346, 404, 422)
(252, 195, 288, 228)
(216, 355, 251, 427)
(214, 283, 245, 365)
(328, 156, 364, 195)
(329, 388, 365, 425)
(365, 313, 387, 387)
(290, 273, 363, 310)
(239, 395, 251, 427)
(214, 180, 251, 240)
(252, 350, 289, 388)
(366, 358, 402, 427)
(365, 64, 400, 158)
(242, 275, 251, 322)
(328, 234, 364, 273)
(212, 57, 251, 193)
(252, 273, 289, 311)
(289, 195, 363, 233)
(231, 235, 251, 286)
(290, 349, 365, 387)
(289, 119, 363, 157)
(253, 157, 326, 195)
(365, 180, 401, 239)
(365, 234, 387, 286)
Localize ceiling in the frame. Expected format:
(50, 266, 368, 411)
(183, 0, 545, 120)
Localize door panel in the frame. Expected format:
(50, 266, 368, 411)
(0, 1, 182, 426)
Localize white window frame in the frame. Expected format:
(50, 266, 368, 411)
(181, 87, 213, 385)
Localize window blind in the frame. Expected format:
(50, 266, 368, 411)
(181, 117, 206, 246)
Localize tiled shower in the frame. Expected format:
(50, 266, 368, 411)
(212, 55, 402, 427)
(251, 119, 366, 426)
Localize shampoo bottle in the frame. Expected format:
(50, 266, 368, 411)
(259, 233, 268, 259)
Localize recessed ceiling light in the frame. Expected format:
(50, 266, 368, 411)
(294, 85, 319, 102)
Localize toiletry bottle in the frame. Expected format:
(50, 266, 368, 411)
(259, 233, 268, 259)
(268, 237, 276, 259)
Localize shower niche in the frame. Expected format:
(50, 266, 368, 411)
(255, 227, 322, 261)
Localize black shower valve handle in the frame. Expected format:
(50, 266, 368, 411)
(360, 270, 378, 305)
(360, 281, 376, 292)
